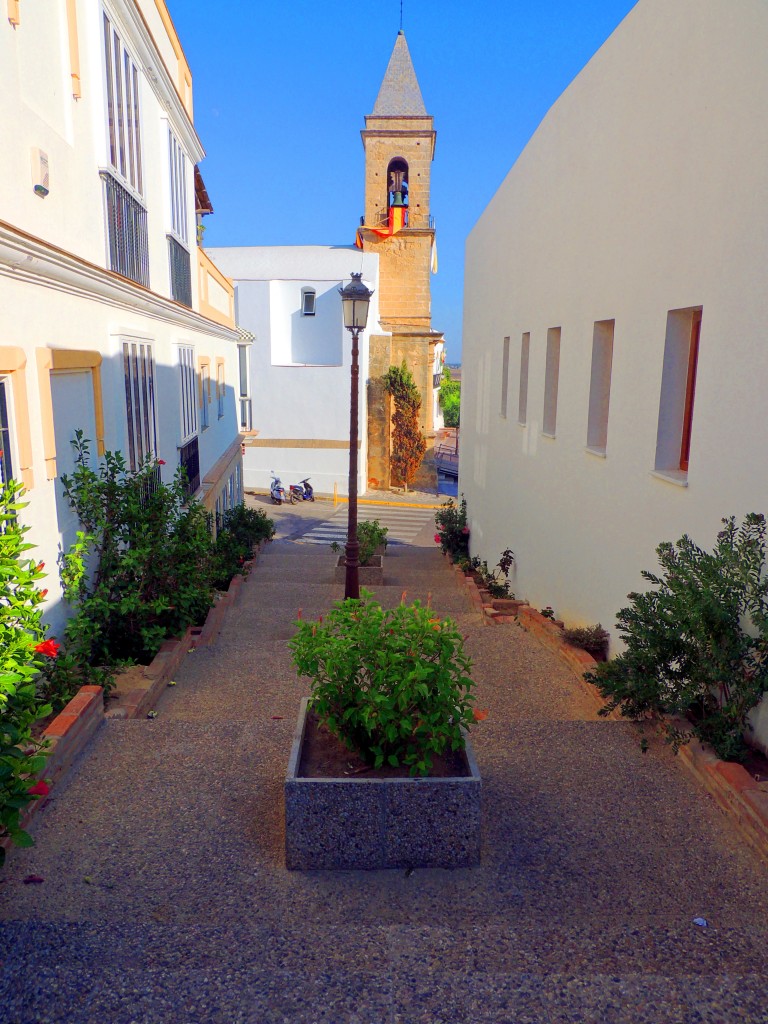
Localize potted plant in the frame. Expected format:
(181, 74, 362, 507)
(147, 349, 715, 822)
(285, 590, 482, 870)
(332, 519, 388, 585)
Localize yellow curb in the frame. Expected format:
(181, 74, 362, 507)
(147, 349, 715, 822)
(335, 498, 443, 510)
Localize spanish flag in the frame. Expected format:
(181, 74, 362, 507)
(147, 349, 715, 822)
(354, 203, 407, 247)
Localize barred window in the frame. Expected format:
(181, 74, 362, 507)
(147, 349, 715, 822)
(103, 12, 143, 195)
(123, 341, 157, 470)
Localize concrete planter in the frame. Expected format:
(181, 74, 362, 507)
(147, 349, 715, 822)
(285, 697, 482, 870)
(334, 554, 383, 586)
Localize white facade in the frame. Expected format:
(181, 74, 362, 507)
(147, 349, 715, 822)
(462, 0, 768, 740)
(206, 246, 382, 497)
(0, 1, 243, 636)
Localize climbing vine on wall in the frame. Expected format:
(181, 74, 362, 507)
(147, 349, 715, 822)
(382, 361, 426, 491)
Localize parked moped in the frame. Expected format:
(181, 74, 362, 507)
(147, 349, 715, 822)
(270, 472, 293, 505)
(289, 477, 314, 502)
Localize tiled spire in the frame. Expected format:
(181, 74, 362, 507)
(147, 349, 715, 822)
(372, 30, 427, 116)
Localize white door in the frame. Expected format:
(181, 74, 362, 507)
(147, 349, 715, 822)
(51, 370, 97, 559)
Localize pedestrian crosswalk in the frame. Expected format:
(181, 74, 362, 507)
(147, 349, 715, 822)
(297, 504, 436, 547)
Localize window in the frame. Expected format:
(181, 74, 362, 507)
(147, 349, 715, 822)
(101, 13, 148, 286)
(586, 320, 615, 454)
(122, 341, 157, 471)
(542, 327, 561, 436)
(0, 380, 14, 485)
(103, 12, 143, 194)
(301, 289, 316, 316)
(217, 361, 225, 419)
(500, 337, 510, 418)
(200, 363, 210, 430)
(167, 129, 191, 306)
(518, 332, 530, 425)
(655, 307, 702, 478)
(178, 345, 197, 442)
(238, 343, 252, 430)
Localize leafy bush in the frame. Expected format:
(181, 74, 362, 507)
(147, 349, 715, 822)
(55, 432, 215, 668)
(587, 515, 768, 761)
(0, 480, 55, 864)
(290, 591, 476, 776)
(477, 550, 515, 598)
(210, 504, 275, 590)
(563, 624, 610, 659)
(434, 496, 470, 561)
(333, 520, 388, 567)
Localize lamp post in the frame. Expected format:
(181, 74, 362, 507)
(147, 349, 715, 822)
(339, 272, 373, 601)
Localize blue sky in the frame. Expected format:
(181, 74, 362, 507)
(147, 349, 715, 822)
(168, 0, 638, 361)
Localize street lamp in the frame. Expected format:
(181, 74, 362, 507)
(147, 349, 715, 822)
(339, 272, 374, 600)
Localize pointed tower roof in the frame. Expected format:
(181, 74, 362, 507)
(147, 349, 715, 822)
(372, 30, 427, 116)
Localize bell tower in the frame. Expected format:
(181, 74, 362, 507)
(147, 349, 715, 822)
(360, 30, 443, 490)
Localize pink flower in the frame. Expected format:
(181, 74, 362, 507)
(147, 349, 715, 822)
(27, 780, 50, 797)
(34, 639, 59, 658)
(434, 534, 441, 544)
(461, 527, 470, 535)
(158, 459, 166, 466)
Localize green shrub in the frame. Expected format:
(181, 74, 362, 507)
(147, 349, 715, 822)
(210, 504, 275, 590)
(563, 624, 609, 659)
(588, 514, 768, 761)
(434, 496, 470, 561)
(0, 480, 55, 864)
(290, 591, 476, 776)
(477, 549, 515, 598)
(331, 520, 388, 567)
(54, 432, 215, 671)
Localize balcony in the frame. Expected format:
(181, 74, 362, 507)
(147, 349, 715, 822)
(168, 235, 192, 307)
(100, 171, 149, 287)
(179, 436, 200, 496)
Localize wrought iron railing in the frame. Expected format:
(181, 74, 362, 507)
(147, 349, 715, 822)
(179, 436, 200, 496)
(167, 235, 192, 307)
(100, 170, 149, 287)
(433, 371, 443, 389)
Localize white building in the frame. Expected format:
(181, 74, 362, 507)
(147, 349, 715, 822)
(461, 0, 768, 740)
(206, 246, 381, 498)
(0, 1, 245, 634)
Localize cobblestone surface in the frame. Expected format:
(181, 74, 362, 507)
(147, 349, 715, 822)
(1, 513, 767, 1022)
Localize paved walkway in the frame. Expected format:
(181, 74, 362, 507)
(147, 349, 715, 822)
(1, 532, 768, 1023)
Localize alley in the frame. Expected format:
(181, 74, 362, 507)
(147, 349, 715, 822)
(1, 535, 767, 1023)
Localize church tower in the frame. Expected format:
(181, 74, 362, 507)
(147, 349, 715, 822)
(360, 30, 444, 490)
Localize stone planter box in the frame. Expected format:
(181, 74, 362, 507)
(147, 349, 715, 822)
(285, 697, 482, 870)
(334, 554, 383, 586)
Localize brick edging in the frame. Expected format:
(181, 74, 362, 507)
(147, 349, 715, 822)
(1, 683, 106, 855)
(455, 562, 768, 866)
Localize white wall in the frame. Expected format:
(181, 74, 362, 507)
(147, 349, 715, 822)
(0, 2, 242, 640)
(207, 247, 381, 497)
(462, 0, 768, 740)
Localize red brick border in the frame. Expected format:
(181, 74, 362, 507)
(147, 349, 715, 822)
(457, 564, 768, 866)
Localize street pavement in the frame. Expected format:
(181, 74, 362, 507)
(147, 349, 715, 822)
(1, 509, 767, 1023)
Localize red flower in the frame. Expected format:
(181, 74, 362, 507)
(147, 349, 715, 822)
(34, 639, 59, 658)
(434, 534, 441, 544)
(461, 527, 470, 535)
(39, 589, 48, 599)
(35, 562, 45, 573)
(158, 459, 166, 466)
(27, 780, 50, 797)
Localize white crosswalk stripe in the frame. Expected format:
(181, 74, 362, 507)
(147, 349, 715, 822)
(297, 504, 436, 546)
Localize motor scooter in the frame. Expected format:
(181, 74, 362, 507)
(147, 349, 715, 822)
(289, 477, 314, 502)
(270, 472, 293, 505)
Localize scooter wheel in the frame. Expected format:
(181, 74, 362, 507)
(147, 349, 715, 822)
(290, 492, 298, 504)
